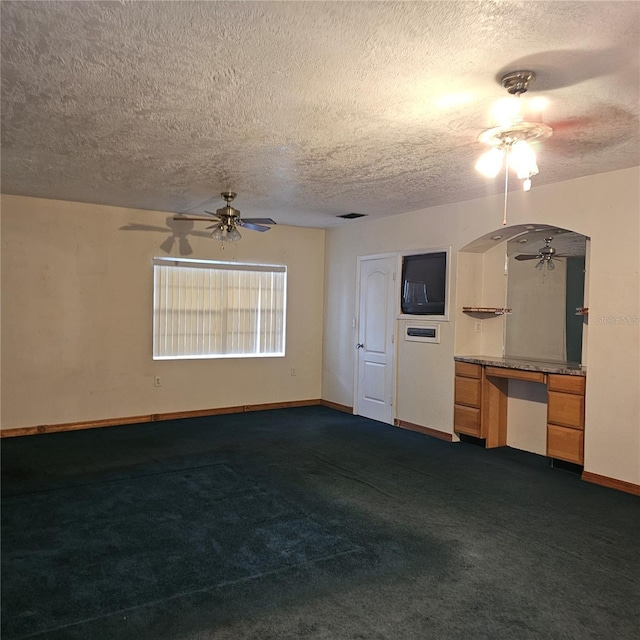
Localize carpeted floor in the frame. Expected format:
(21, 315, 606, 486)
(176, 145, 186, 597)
(2, 406, 639, 639)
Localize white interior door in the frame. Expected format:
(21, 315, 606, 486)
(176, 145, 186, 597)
(356, 255, 396, 424)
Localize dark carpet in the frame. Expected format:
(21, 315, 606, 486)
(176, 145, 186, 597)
(2, 406, 638, 639)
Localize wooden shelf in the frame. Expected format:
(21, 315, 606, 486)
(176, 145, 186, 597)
(462, 307, 512, 315)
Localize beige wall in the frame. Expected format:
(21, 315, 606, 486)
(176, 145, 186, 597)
(1, 195, 325, 428)
(323, 167, 640, 485)
(2, 168, 639, 486)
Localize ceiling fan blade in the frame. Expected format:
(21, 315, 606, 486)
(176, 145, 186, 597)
(179, 237, 193, 256)
(514, 254, 543, 261)
(160, 236, 175, 253)
(173, 215, 217, 221)
(241, 218, 276, 225)
(120, 223, 170, 232)
(238, 221, 271, 232)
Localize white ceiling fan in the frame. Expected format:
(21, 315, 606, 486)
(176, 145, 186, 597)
(173, 192, 276, 242)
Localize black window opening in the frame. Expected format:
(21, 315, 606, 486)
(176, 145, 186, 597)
(401, 252, 447, 315)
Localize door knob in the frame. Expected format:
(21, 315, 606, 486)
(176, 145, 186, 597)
(356, 343, 364, 349)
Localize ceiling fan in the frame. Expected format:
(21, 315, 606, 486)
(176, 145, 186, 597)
(173, 192, 276, 242)
(514, 236, 569, 270)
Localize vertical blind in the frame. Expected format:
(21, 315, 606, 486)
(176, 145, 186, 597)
(153, 258, 287, 359)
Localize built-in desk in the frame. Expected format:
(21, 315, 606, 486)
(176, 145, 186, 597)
(454, 356, 586, 464)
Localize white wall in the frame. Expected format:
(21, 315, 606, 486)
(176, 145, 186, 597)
(1, 195, 325, 429)
(323, 167, 640, 485)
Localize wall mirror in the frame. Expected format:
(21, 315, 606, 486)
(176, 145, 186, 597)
(505, 227, 588, 364)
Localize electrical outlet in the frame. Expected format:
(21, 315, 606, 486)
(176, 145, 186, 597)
(153, 376, 162, 387)
(290, 367, 296, 376)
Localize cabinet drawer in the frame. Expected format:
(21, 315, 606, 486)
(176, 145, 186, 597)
(455, 376, 482, 407)
(455, 361, 482, 379)
(547, 424, 584, 464)
(454, 405, 481, 437)
(485, 366, 546, 383)
(548, 374, 585, 395)
(548, 391, 585, 429)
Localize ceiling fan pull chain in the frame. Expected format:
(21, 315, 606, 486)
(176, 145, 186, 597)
(502, 147, 510, 226)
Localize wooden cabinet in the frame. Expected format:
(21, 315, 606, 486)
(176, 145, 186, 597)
(547, 425, 584, 464)
(453, 360, 586, 464)
(453, 361, 507, 446)
(548, 391, 584, 429)
(455, 361, 482, 379)
(547, 374, 586, 464)
(454, 362, 482, 437)
(454, 404, 481, 435)
(454, 376, 482, 407)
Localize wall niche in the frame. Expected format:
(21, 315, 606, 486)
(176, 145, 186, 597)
(456, 224, 589, 365)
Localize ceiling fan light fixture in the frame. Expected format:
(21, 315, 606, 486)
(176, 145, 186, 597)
(226, 226, 242, 242)
(210, 221, 242, 243)
(510, 139, 539, 181)
(475, 147, 504, 178)
(491, 96, 522, 127)
(476, 70, 552, 194)
(210, 225, 225, 241)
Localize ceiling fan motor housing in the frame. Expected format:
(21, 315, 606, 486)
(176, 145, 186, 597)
(217, 205, 240, 219)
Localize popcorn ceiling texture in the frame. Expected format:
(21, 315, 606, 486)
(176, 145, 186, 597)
(1, 1, 639, 227)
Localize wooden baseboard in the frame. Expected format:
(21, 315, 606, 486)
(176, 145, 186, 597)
(320, 399, 353, 414)
(582, 471, 640, 496)
(394, 419, 453, 442)
(0, 399, 323, 438)
(5, 406, 638, 496)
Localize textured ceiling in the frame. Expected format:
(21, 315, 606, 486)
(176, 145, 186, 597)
(2, 1, 639, 228)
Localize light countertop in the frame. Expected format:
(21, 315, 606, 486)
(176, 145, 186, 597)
(454, 355, 586, 376)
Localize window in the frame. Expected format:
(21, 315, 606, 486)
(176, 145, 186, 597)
(153, 257, 286, 359)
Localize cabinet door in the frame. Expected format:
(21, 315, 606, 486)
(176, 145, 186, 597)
(454, 377, 482, 407)
(548, 391, 585, 429)
(454, 405, 481, 436)
(455, 362, 481, 378)
(547, 425, 584, 464)
(548, 374, 585, 395)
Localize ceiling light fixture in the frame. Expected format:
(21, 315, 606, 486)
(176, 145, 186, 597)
(209, 220, 242, 243)
(475, 71, 553, 225)
(207, 192, 243, 243)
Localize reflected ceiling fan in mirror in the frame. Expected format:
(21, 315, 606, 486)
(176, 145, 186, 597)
(173, 192, 276, 243)
(514, 236, 569, 271)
